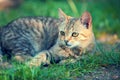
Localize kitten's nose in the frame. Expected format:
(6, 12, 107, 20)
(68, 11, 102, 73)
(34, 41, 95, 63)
(64, 40, 68, 45)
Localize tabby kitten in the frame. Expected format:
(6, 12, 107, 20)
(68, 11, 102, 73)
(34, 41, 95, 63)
(27, 9, 95, 67)
(0, 9, 94, 67)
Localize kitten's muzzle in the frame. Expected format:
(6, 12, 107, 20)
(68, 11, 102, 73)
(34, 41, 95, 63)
(64, 40, 71, 46)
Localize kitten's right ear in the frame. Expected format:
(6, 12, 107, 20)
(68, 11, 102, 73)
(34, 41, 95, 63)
(58, 8, 68, 21)
(80, 11, 92, 29)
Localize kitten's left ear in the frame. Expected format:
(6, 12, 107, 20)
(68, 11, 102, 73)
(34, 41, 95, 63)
(58, 8, 72, 21)
(80, 12, 92, 29)
(58, 8, 68, 20)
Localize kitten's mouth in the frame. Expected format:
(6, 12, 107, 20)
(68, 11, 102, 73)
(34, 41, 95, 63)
(65, 43, 71, 47)
(59, 41, 76, 48)
(60, 43, 77, 49)
(66, 43, 79, 49)
(66, 44, 76, 49)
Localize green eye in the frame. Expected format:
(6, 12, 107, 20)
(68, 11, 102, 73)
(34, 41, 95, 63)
(60, 31, 65, 36)
(72, 32, 79, 37)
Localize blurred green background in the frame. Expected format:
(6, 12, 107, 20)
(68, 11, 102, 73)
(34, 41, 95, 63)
(0, 0, 120, 38)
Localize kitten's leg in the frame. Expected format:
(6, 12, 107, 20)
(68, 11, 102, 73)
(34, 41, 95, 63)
(12, 49, 34, 62)
(27, 44, 83, 67)
(14, 54, 32, 62)
(27, 51, 50, 67)
(6, 40, 35, 62)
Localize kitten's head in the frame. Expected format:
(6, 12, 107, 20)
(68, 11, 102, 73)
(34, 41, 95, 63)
(58, 8, 94, 49)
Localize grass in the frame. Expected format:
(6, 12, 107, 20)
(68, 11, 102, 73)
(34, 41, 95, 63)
(0, 0, 120, 80)
(0, 0, 120, 37)
(0, 43, 120, 80)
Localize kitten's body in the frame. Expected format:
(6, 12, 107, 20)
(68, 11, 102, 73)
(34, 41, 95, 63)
(0, 17, 59, 57)
(0, 9, 95, 67)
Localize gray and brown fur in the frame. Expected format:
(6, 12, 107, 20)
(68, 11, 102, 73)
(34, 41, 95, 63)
(0, 9, 95, 67)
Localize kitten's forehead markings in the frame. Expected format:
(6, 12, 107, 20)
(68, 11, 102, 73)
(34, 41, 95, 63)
(66, 18, 77, 31)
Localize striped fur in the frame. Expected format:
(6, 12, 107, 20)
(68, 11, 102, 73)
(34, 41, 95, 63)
(0, 9, 95, 67)
(0, 17, 59, 60)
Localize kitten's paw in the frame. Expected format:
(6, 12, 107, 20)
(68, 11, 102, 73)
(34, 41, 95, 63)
(14, 55, 32, 62)
(26, 53, 49, 67)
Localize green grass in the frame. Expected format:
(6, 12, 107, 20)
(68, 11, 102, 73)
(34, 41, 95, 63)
(0, 0, 120, 37)
(0, 43, 120, 80)
(0, 54, 119, 80)
(0, 0, 120, 80)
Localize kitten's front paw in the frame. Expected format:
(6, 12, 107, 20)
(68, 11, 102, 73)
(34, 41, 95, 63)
(26, 53, 49, 67)
(14, 54, 32, 62)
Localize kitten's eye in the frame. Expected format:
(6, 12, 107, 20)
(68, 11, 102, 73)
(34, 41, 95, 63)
(72, 32, 79, 37)
(60, 31, 65, 36)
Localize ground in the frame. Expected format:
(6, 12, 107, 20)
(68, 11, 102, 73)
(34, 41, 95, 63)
(78, 65, 120, 80)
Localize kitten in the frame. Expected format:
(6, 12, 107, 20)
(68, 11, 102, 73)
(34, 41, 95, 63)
(27, 9, 95, 67)
(0, 9, 95, 67)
